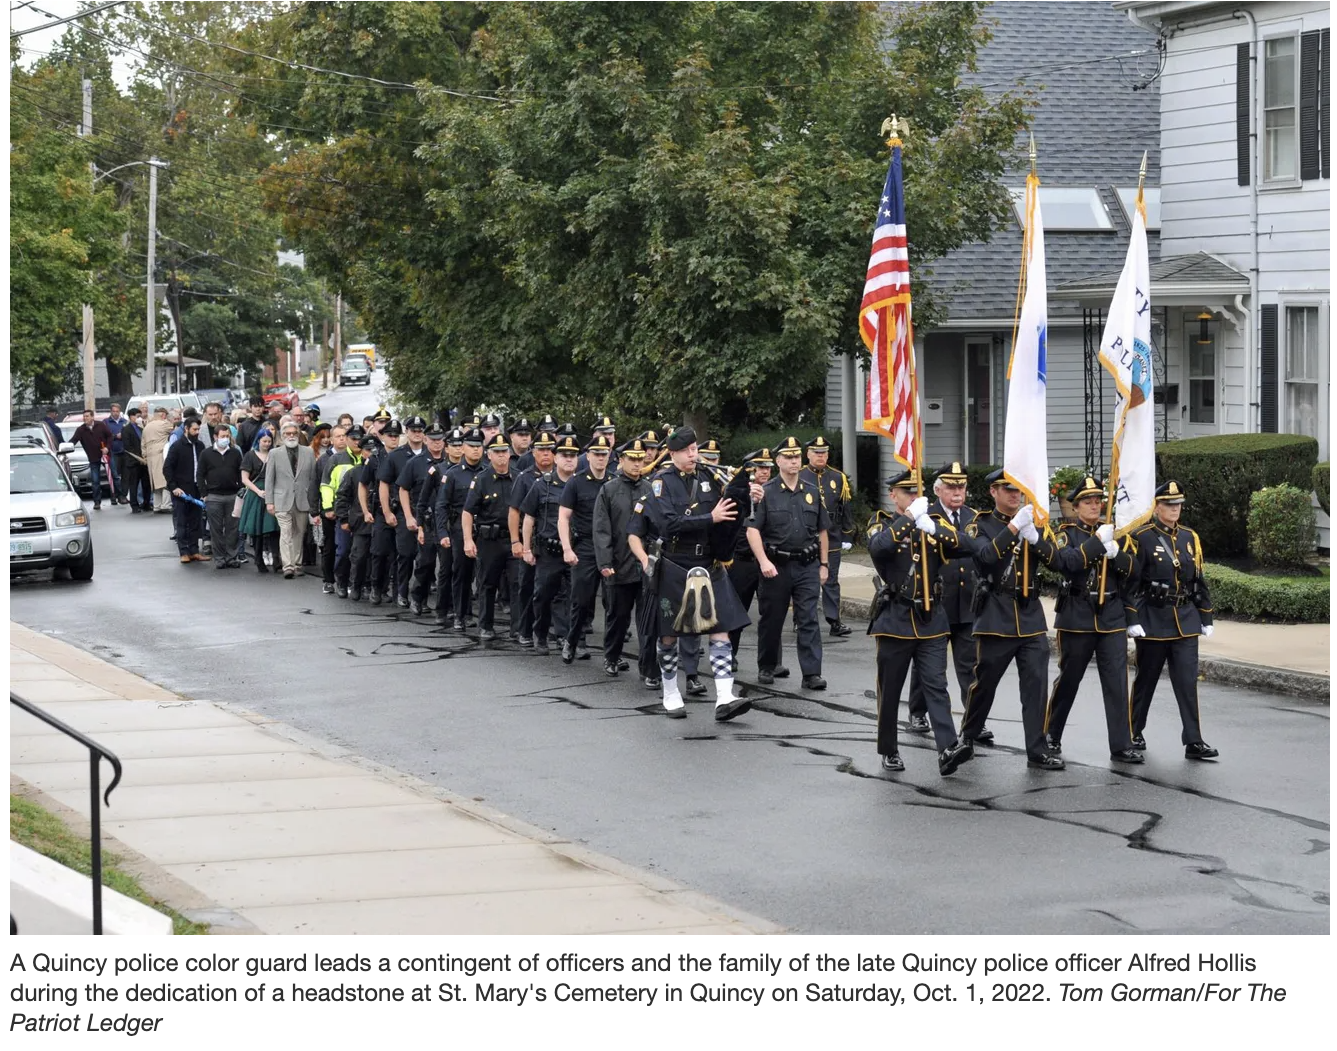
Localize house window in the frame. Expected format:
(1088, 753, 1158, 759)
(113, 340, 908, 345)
(1114, 186, 1161, 230)
(1187, 319, 1216, 425)
(1285, 306, 1321, 438)
(1264, 36, 1299, 181)
(1010, 187, 1113, 231)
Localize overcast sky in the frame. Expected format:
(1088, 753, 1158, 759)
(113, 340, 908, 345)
(12, 0, 142, 88)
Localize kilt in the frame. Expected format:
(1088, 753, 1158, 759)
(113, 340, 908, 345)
(652, 557, 751, 637)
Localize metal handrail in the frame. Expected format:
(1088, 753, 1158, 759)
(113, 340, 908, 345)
(11, 692, 123, 934)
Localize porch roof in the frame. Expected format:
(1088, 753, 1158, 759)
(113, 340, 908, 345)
(1053, 251, 1249, 305)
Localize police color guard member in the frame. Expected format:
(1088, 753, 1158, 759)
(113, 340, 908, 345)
(629, 427, 753, 720)
(867, 469, 976, 776)
(959, 470, 1108, 770)
(1126, 480, 1219, 760)
(1044, 475, 1144, 763)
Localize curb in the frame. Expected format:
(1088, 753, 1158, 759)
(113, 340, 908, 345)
(839, 596, 1329, 702)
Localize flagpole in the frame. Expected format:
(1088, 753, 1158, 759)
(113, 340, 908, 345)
(1098, 149, 1148, 607)
(1016, 134, 1038, 600)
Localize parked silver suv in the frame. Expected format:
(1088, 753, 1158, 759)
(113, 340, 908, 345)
(9, 439, 94, 580)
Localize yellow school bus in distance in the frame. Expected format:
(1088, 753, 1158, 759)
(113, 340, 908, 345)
(346, 343, 377, 370)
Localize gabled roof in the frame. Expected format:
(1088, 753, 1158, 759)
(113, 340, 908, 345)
(922, 1, 1161, 321)
(1054, 251, 1250, 303)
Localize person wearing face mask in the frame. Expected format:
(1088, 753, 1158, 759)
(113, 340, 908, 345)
(264, 421, 318, 579)
(197, 423, 245, 568)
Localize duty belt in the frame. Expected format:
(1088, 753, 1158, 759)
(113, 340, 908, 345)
(667, 541, 708, 556)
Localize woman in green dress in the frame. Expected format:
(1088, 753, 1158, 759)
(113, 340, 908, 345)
(238, 428, 280, 572)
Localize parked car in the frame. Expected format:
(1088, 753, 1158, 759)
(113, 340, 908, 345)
(123, 393, 195, 419)
(340, 355, 371, 386)
(9, 439, 94, 580)
(195, 387, 235, 412)
(228, 388, 250, 411)
(10, 426, 79, 490)
(263, 383, 300, 410)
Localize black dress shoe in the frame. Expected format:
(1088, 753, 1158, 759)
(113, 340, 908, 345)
(1185, 742, 1219, 760)
(409, 599, 423, 615)
(1027, 754, 1066, 770)
(603, 659, 619, 676)
(350, 588, 363, 602)
(1131, 733, 1147, 750)
(829, 622, 852, 637)
(685, 675, 708, 697)
(756, 669, 775, 685)
(773, 666, 791, 678)
(1046, 736, 1063, 756)
(714, 697, 752, 722)
(1110, 749, 1145, 764)
(664, 704, 688, 719)
(336, 585, 348, 598)
(643, 676, 662, 690)
(802, 674, 826, 690)
(975, 727, 995, 745)
(907, 714, 931, 734)
(880, 753, 905, 772)
(369, 592, 382, 606)
(534, 641, 551, 656)
(939, 739, 974, 776)
(560, 641, 575, 664)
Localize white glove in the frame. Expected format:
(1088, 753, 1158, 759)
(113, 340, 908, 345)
(907, 496, 929, 520)
(915, 514, 937, 535)
(1096, 523, 1114, 543)
(1201, 625, 1214, 638)
(1011, 503, 1034, 531)
(1127, 624, 1146, 639)
(840, 541, 852, 551)
(1019, 523, 1040, 544)
(1104, 541, 1119, 558)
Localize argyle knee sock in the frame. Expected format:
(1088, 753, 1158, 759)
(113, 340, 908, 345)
(658, 640, 683, 709)
(710, 640, 737, 704)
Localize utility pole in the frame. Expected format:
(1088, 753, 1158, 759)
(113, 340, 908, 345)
(81, 77, 96, 410)
(143, 157, 161, 395)
(320, 318, 329, 391)
(334, 291, 343, 382)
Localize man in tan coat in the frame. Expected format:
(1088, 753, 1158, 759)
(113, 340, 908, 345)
(140, 405, 174, 513)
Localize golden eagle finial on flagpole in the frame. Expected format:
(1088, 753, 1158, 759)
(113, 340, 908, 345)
(881, 114, 910, 146)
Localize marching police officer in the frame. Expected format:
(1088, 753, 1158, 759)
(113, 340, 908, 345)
(461, 434, 515, 640)
(593, 438, 654, 677)
(629, 426, 753, 720)
(338, 432, 378, 601)
(727, 448, 774, 672)
(443, 426, 465, 467)
(521, 434, 579, 654)
(1044, 475, 1144, 763)
(508, 430, 556, 646)
(867, 469, 976, 775)
(1127, 480, 1219, 760)
(402, 424, 447, 618)
(959, 470, 1108, 770)
(907, 462, 991, 741)
(383, 414, 427, 606)
(433, 426, 485, 630)
(508, 418, 535, 474)
(747, 437, 828, 690)
(328, 427, 367, 598)
(559, 433, 613, 663)
(801, 435, 856, 636)
(480, 412, 503, 446)
(363, 420, 401, 605)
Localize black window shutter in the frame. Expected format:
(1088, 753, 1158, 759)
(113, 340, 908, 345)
(1260, 305, 1278, 433)
(1236, 42, 1251, 186)
(1322, 28, 1331, 179)
(1301, 31, 1320, 180)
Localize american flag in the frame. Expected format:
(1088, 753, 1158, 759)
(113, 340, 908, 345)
(860, 141, 917, 467)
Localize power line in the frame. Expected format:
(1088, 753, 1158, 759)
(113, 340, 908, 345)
(10, 0, 123, 38)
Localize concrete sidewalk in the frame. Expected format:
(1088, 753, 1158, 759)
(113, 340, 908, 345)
(835, 559, 1330, 699)
(9, 623, 779, 936)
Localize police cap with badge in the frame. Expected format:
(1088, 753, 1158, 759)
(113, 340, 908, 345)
(618, 439, 648, 460)
(403, 414, 427, 432)
(1069, 475, 1105, 503)
(1155, 480, 1186, 504)
(484, 433, 510, 453)
(462, 427, 484, 447)
(381, 419, 404, 437)
(532, 430, 557, 450)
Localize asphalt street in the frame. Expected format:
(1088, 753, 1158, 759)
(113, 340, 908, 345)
(10, 376, 1330, 935)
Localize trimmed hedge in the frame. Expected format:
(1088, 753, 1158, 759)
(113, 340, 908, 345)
(1248, 484, 1317, 567)
(1155, 433, 1319, 556)
(966, 463, 1001, 513)
(1315, 462, 1330, 516)
(1203, 563, 1329, 623)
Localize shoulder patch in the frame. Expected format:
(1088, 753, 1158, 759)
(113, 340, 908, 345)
(1055, 530, 1068, 548)
(651, 479, 663, 497)
(805, 492, 813, 504)
(965, 523, 979, 538)
(633, 501, 644, 514)
(468, 478, 476, 489)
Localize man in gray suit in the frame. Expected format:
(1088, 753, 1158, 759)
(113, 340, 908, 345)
(265, 420, 317, 578)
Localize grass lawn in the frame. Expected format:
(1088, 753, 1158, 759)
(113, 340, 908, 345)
(10, 796, 209, 935)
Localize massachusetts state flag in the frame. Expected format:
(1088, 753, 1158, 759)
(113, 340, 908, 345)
(860, 140, 918, 467)
(1003, 171, 1050, 525)
(1098, 184, 1156, 535)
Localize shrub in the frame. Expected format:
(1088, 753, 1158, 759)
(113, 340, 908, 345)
(1315, 462, 1330, 516)
(1248, 484, 1317, 567)
(1155, 433, 1318, 556)
(966, 463, 1000, 513)
(1202, 563, 1329, 623)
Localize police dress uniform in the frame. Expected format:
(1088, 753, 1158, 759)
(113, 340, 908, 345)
(959, 472, 1108, 769)
(403, 431, 448, 618)
(560, 435, 614, 660)
(747, 443, 829, 684)
(363, 429, 400, 605)
(1126, 481, 1218, 758)
(1044, 476, 1142, 760)
(432, 430, 485, 627)
(462, 435, 515, 638)
(631, 427, 753, 719)
(521, 444, 576, 651)
(866, 472, 976, 775)
(592, 441, 654, 674)
(800, 436, 855, 634)
(727, 449, 773, 667)
(322, 439, 364, 595)
(907, 462, 981, 729)
(507, 430, 555, 644)
(383, 418, 428, 605)
(336, 440, 376, 599)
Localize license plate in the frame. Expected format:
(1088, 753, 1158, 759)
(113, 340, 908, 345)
(11, 540, 33, 556)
